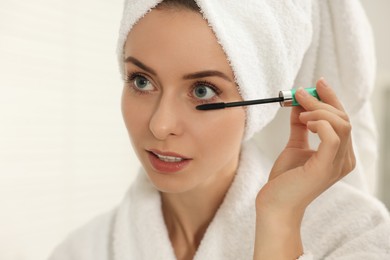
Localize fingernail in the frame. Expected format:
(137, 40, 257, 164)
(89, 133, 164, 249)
(319, 77, 329, 88)
(297, 87, 309, 97)
(300, 111, 310, 117)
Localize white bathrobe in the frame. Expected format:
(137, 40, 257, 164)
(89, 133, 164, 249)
(49, 142, 390, 260)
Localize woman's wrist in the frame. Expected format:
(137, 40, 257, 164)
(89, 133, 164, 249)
(253, 209, 304, 260)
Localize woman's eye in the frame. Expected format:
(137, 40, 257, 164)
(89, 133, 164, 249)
(193, 84, 217, 100)
(133, 75, 153, 91)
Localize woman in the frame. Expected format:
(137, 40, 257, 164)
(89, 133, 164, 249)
(49, 0, 390, 259)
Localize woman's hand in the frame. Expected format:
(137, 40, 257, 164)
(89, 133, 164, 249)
(253, 78, 356, 260)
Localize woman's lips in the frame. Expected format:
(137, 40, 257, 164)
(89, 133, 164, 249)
(147, 149, 192, 173)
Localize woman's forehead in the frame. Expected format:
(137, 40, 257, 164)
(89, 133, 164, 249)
(124, 8, 232, 72)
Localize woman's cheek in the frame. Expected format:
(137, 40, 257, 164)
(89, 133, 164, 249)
(194, 109, 245, 147)
(122, 96, 151, 136)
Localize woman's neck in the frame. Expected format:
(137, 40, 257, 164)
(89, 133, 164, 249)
(161, 169, 236, 260)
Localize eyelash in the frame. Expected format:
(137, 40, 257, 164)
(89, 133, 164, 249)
(124, 71, 223, 102)
(190, 80, 222, 104)
(124, 72, 152, 95)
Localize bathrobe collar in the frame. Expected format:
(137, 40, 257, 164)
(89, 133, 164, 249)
(113, 142, 271, 259)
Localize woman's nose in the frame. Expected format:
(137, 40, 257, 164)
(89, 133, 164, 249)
(149, 96, 184, 140)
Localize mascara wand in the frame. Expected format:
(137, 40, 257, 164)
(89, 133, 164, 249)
(196, 88, 319, 110)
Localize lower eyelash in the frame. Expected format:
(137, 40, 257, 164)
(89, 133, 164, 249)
(191, 81, 222, 104)
(195, 81, 222, 95)
(124, 74, 223, 102)
(196, 99, 217, 105)
(124, 72, 151, 95)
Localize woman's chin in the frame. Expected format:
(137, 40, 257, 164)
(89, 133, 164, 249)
(144, 171, 198, 194)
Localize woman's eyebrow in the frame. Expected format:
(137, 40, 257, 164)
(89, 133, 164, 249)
(124, 56, 157, 76)
(124, 56, 232, 83)
(183, 71, 232, 83)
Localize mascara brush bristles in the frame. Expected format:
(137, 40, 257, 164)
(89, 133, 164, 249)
(196, 102, 226, 110)
(196, 97, 284, 111)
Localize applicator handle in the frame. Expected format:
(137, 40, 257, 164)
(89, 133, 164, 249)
(279, 88, 319, 107)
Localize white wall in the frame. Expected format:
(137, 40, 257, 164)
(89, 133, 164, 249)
(0, 1, 389, 259)
(360, 0, 390, 205)
(0, 1, 140, 259)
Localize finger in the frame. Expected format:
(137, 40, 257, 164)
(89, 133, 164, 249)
(309, 79, 355, 175)
(287, 106, 310, 149)
(295, 87, 349, 122)
(299, 110, 352, 144)
(315, 78, 346, 112)
(305, 120, 340, 169)
(300, 109, 352, 167)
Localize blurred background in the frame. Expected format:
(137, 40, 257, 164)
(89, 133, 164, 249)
(0, 0, 389, 259)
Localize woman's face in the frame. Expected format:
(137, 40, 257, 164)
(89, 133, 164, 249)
(122, 7, 246, 194)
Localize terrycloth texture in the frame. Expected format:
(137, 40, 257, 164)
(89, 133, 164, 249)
(117, 0, 375, 140)
(253, 0, 378, 194)
(111, 142, 270, 259)
(117, 0, 311, 140)
(117, 0, 378, 194)
(48, 142, 390, 260)
(253, 102, 378, 195)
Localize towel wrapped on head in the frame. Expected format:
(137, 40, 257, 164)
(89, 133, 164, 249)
(117, 0, 378, 194)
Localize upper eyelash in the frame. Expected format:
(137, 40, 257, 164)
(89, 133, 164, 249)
(125, 72, 223, 99)
(124, 72, 154, 96)
(124, 72, 148, 83)
(192, 80, 222, 96)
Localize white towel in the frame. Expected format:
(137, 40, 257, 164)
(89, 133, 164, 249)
(291, 0, 378, 195)
(117, 1, 378, 191)
(252, 0, 378, 194)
